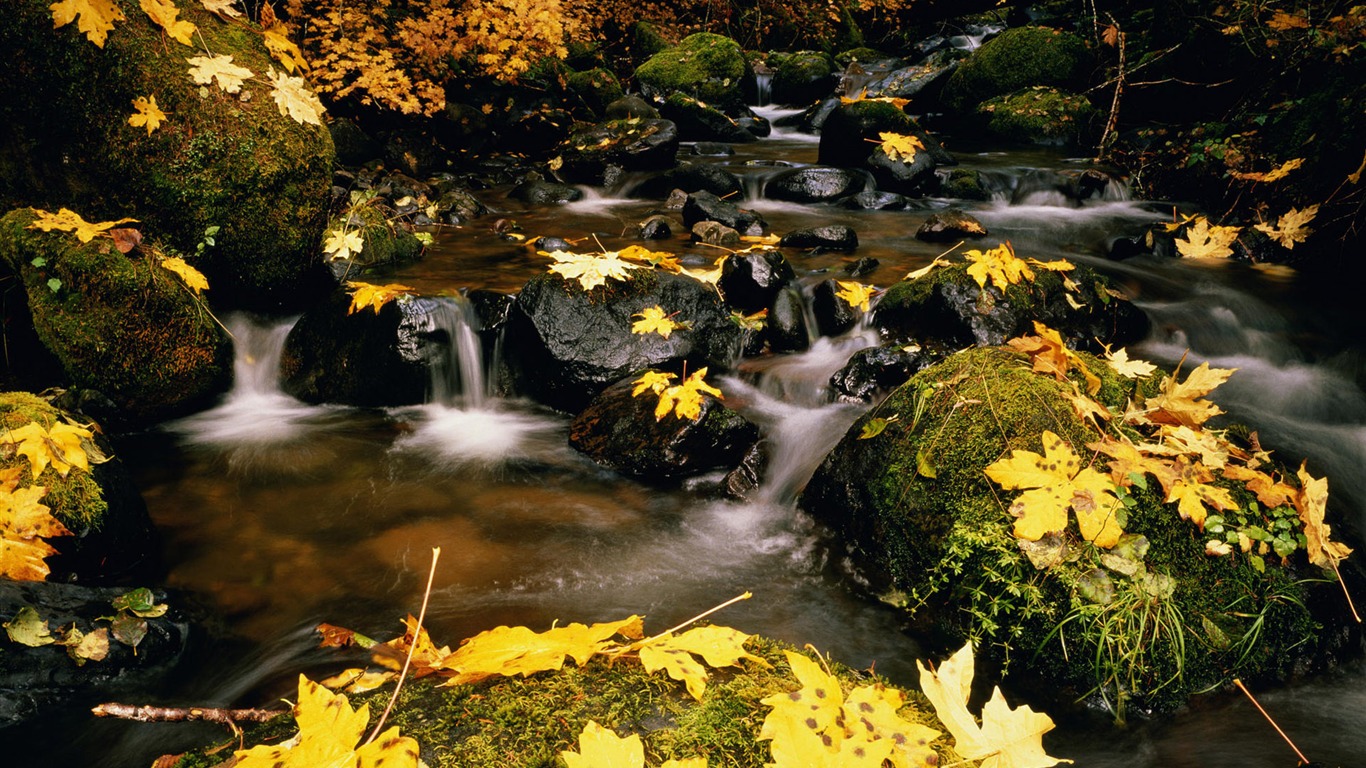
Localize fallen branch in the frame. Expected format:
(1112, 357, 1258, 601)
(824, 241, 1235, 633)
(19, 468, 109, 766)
(91, 703, 285, 725)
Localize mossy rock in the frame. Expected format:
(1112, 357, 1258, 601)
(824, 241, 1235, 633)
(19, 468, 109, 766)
(323, 203, 423, 279)
(631, 20, 672, 60)
(0, 0, 335, 311)
(171, 635, 965, 768)
(635, 33, 747, 108)
(564, 68, 627, 118)
(0, 392, 157, 582)
(0, 209, 232, 424)
(941, 26, 1093, 112)
(978, 87, 1100, 146)
(801, 346, 1341, 714)
(771, 50, 836, 105)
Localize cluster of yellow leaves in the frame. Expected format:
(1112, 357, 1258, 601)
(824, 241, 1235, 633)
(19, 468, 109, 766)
(1173, 216, 1241, 259)
(1254, 205, 1317, 249)
(632, 368, 724, 421)
(1007, 322, 1101, 398)
(619, 245, 683, 273)
(27, 208, 137, 244)
(234, 675, 419, 768)
(835, 281, 876, 312)
(4, 419, 94, 479)
(546, 249, 642, 291)
(562, 721, 706, 768)
(0, 468, 71, 582)
(986, 431, 1125, 548)
(346, 281, 413, 314)
(877, 132, 925, 163)
(759, 650, 941, 768)
(917, 643, 1070, 768)
(631, 306, 684, 339)
(964, 242, 1075, 293)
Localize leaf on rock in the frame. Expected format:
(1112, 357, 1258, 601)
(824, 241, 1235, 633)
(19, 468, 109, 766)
(140, 0, 196, 46)
(1155, 458, 1236, 528)
(1157, 424, 1229, 469)
(966, 242, 1033, 292)
(1088, 436, 1175, 489)
(111, 587, 169, 618)
(636, 625, 766, 700)
(835, 281, 876, 312)
(1294, 463, 1353, 568)
(631, 370, 677, 397)
(985, 431, 1124, 548)
(128, 95, 167, 135)
(1230, 157, 1303, 183)
(1253, 205, 1317, 249)
(1175, 217, 1240, 259)
(27, 208, 137, 243)
(0, 468, 71, 581)
(5, 419, 93, 478)
(1221, 464, 1297, 509)
(561, 721, 645, 768)
(1103, 347, 1156, 379)
(50, 0, 125, 47)
(324, 228, 364, 261)
(653, 368, 724, 421)
(109, 227, 143, 253)
(1006, 322, 1100, 395)
(159, 256, 209, 295)
(1137, 362, 1236, 429)
(906, 255, 950, 281)
(434, 616, 644, 686)
(62, 625, 110, 665)
(267, 68, 326, 125)
(346, 281, 413, 315)
(618, 245, 681, 272)
(235, 675, 420, 768)
(631, 306, 683, 339)
(917, 642, 1071, 768)
(264, 25, 309, 73)
(760, 651, 845, 735)
(546, 250, 642, 291)
(186, 54, 254, 94)
(201, 0, 243, 17)
(878, 132, 925, 163)
(4, 606, 56, 647)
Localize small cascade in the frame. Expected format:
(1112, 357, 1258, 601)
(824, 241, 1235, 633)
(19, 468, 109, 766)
(752, 72, 772, 106)
(424, 296, 489, 408)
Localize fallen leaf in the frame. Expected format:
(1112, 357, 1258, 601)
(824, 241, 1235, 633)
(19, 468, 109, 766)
(878, 131, 925, 163)
(631, 370, 677, 397)
(140, 0, 195, 46)
(1104, 347, 1156, 379)
(1155, 457, 1237, 528)
(1138, 362, 1236, 429)
(5, 420, 93, 478)
(27, 208, 137, 243)
(835, 280, 876, 312)
(50, 0, 125, 47)
(635, 625, 767, 700)
(345, 281, 413, 315)
(1230, 157, 1303, 183)
(985, 430, 1124, 548)
(128, 95, 167, 135)
(434, 616, 644, 686)
(1006, 322, 1100, 395)
(200, 0, 243, 17)
(159, 256, 209, 295)
(4, 606, 55, 647)
(546, 250, 642, 291)
(653, 367, 724, 421)
(1294, 462, 1353, 568)
(966, 242, 1034, 292)
(1221, 464, 1297, 509)
(186, 54, 254, 94)
(0, 468, 71, 581)
(618, 245, 682, 272)
(267, 68, 326, 125)
(1175, 217, 1240, 259)
(323, 228, 365, 261)
(631, 306, 683, 339)
(906, 255, 950, 280)
(109, 228, 143, 253)
(62, 625, 110, 665)
(1253, 205, 1317, 249)
(561, 721, 644, 768)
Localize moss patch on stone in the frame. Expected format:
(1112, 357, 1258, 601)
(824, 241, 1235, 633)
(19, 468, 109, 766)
(942, 26, 1092, 111)
(0, 391, 106, 531)
(635, 33, 746, 107)
(978, 86, 1100, 146)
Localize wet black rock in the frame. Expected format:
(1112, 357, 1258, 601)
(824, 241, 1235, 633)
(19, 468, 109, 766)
(829, 345, 941, 402)
(568, 376, 759, 482)
(767, 287, 811, 353)
(687, 142, 736, 156)
(861, 52, 960, 103)
(765, 166, 870, 203)
(557, 119, 680, 186)
(724, 441, 769, 500)
(779, 226, 859, 251)
(812, 278, 862, 337)
(866, 144, 938, 194)
(718, 250, 797, 313)
(842, 190, 910, 210)
(819, 101, 955, 169)
(533, 236, 574, 252)
(659, 94, 757, 143)
(844, 257, 880, 277)
(916, 210, 988, 242)
(631, 164, 744, 200)
(638, 215, 674, 239)
(682, 191, 766, 235)
(510, 175, 584, 204)
(771, 51, 837, 105)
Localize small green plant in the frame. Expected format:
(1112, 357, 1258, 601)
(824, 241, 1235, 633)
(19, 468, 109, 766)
(194, 225, 220, 258)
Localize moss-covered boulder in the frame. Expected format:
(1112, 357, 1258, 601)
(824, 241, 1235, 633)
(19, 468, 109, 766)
(801, 346, 1348, 714)
(817, 100, 953, 171)
(978, 86, 1101, 145)
(557, 119, 680, 186)
(873, 258, 1148, 352)
(0, 392, 157, 582)
(635, 33, 747, 108)
(564, 67, 626, 118)
(171, 635, 965, 768)
(0, 0, 335, 311)
(771, 50, 837, 105)
(0, 209, 232, 424)
(941, 26, 1093, 112)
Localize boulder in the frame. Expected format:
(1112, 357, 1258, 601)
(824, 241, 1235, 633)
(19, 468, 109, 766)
(866, 144, 938, 194)
(568, 374, 759, 481)
(939, 169, 995, 201)
(941, 26, 1093, 111)
(818, 101, 954, 170)
(0, 209, 232, 424)
(681, 191, 766, 236)
(509, 175, 584, 204)
(638, 215, 674, 240)
(977, 86, 1101, 146)
(765, 167, 870, 203)
(771, 51, 837, 105)
(828, 345, 941, 402)
(862, 51, 960, 104)
(504, 270, 745, 413)
(766, 287, 811, 353)
(812, 279, 862, 337)
(658, 93, 757, 143)
(801, 345, 1345, 712)
(915, 210, 988, 242)
(631, 164, 744, 200)
(556, 119, 680, 186)
(604, 95, 660, 120)
(842, 190, 911, 210)
(563, 68, 626, 117)
(691, 221, 740, 247)
(0, 0, 335, 311)
(322, 200, 425, 280)
(635, 33, 747, 108)
(873, 259, 1148, 352)
(718, 250, 796, 313)
(779, 226, 859, 251)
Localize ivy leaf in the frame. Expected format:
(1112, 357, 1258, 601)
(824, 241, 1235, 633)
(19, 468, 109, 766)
(200, 0, 243, 18)
(1294, 463, 1353, 568)
(985, 430, 1124, 548)
(264, 25, 309, 73)
(636, 625, 767, 700)
(1175, 217, 1240, 259)
(1137, 362, 1236, 429)
(267, 68, 326, 126)
(653, 368, 724, 421)
(346, 281, 413, 315)
(917, 643, 1071, 768)
(159, 256, 209, 295)
(835, 281, 876, 312)
(140, 0, 196, 46)
(631, 306, 683, 339)
(546, 249, 642, 291)
(5, 420, 93, 478)
(965, 242, 1033, 292)
(561, 721, 644, 768)
(27, 208, 137, 243)
(878, 131, 925, 163)
(1103, 347, 1156, 379)
(4, 606, 56, 647)
(1253, 205, 1317, 249)
(186, 54, 254, 94)
(234, 675, 420, 768)
(324, 228, 365, 261)
(50, 0, 125, 47)
(128, 95, 167, 135)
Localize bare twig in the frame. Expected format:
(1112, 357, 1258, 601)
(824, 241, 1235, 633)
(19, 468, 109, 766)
(1331, 562, 1361, 623)
(364, 546, 441, 745)
(91, 703, 284, 724)
(1096, 17, 1126, 163)
(621, 591, 753, 654)
(1232, 679, 1311, 765)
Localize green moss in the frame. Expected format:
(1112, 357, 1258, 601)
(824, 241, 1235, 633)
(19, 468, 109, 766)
(635, 33, 746, 107)
(0, 209, 231, 422)
(0, 392, 106, 529)
(631, 21, 671, 59)
(941, 169, 993, 201)
(978, 87, 1100, 146)
(942, 26, 1092, 111)
(564, 68, 626, 116)
(177, 635, 965, 768)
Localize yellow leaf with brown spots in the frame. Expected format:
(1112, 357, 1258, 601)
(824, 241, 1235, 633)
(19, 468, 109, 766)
(1155, 458, 1236, 528)
(985, 431, 1124, 547)
(1294, 463, 1353, 568)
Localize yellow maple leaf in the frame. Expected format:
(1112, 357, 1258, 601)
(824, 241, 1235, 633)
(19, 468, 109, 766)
(1006, 322, 1100, 395)
(618, 245, 682, 272)
(0, 469, 72, 582)
(267, 68, 326, 126)
(654, 367, 724, 421)
(128, 95, 167, 135)
(1220, 464, 1297, 509)
(835, 281, 876, 312)
(1157, 424, 1229, 469)
(50, 0, 125, 47)
(985, 430, 1124, 548)
(1155, 458, 1236, 528)
(1230, 157, 1303, 183)
(234, 675, 419, 768)
(1267, 10, 1310, 30)
(965, 242, 1034, 292)
(635, 625, 767, 700)
(1253, 205, 1317, 249)
(1137, 362, 1236, 429)
(1175, 217, 1241, 259)
(760, 651, 845, 734)
(345, 281, 413, 315)
(159, 256, 209, 295)
(323, 228, 365, 261)
(1026, 258, 1075, 273)
(1088, 436, 1176, 488)
(631, 370, 677, 397)
(4, 420, 92, 479)
(27, 208, 137, 243)
(547, 250, 642, 291)
(264, 25, 309, 73)
(186, 54, 254, 94)
(917, 643, 1071, 768)
(200, 0, 242, 18)
(561, 721, 645, 768)
(1294, 463, 1353, 568)
(434, 616, 644, 686)
(1103, 346, 1156, 379)
(631, 306, 683, 339)
(140, 0, 195, 46)
(877, 132, 925, 163)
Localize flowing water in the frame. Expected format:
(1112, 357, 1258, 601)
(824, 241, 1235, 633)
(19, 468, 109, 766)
(27, 121, 1366, 767)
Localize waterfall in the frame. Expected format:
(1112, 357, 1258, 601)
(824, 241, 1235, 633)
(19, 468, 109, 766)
(753, 72, 772, 106)
(423, 296, 489, 409)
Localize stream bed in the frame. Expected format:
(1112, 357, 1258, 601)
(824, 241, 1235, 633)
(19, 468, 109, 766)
(22, 114, 1366, 767)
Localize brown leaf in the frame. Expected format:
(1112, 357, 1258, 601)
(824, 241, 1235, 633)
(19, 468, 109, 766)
(109, 228, 143, 254)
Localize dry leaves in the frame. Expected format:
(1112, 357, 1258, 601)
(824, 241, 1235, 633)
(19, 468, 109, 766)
(267, 68, 326, 125)
(50, 0, 125, 47)
(140, 0, 196, 46)
(965, 242, 1033, 292)
(546, 250, 642, 291)
(128, 95, 167, 135)
(1254, 205, 1317, 249)
(1175, 217, 1241, 259)
(186, 54, 253, 94)
(27, 208, 138, 243)
(346, 281, 413, 314)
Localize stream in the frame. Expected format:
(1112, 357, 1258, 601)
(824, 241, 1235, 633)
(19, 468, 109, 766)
(22, 106, 1366, 767)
